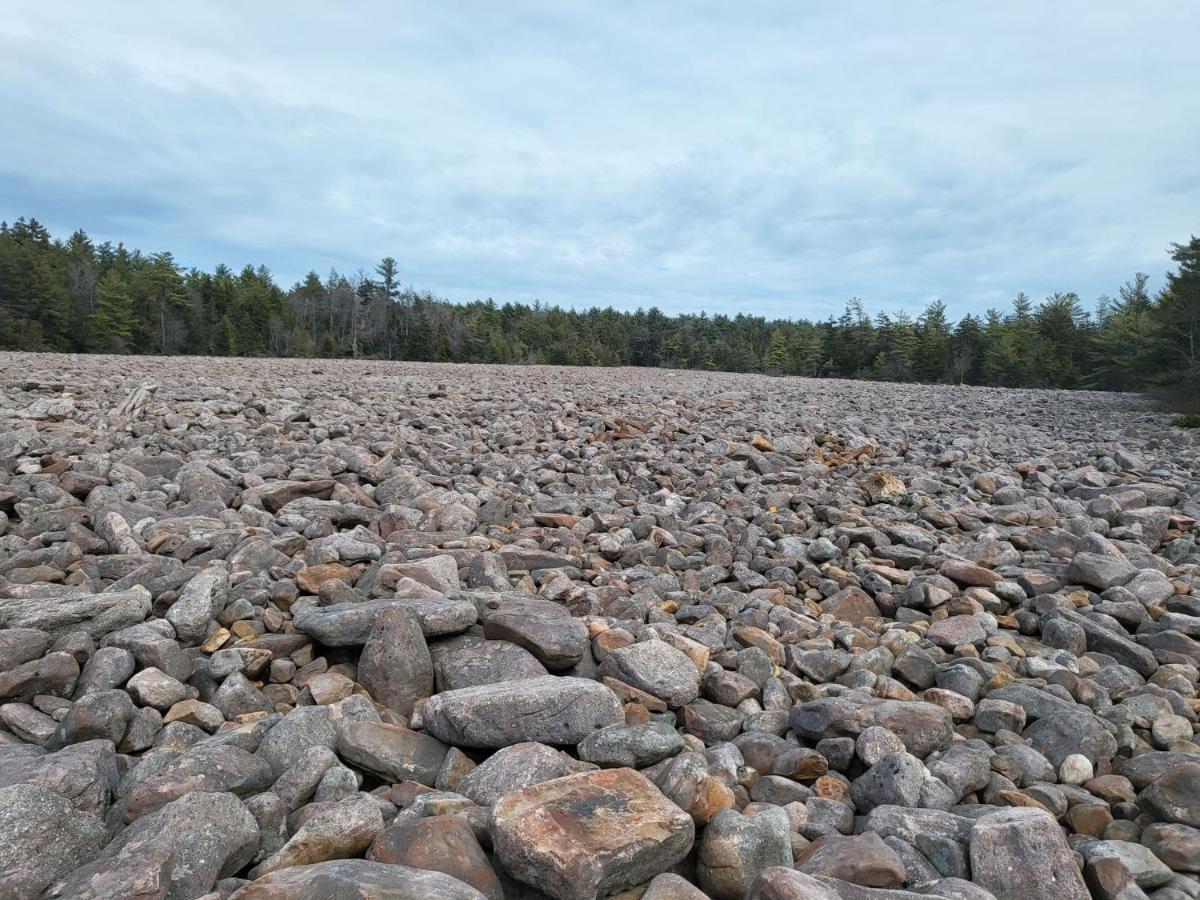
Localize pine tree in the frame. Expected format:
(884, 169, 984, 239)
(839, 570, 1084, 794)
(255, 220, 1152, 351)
(764, 328, 790, 374)
(89, 270, 138, 352)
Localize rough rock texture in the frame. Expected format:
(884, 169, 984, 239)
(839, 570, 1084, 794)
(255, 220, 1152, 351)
(3, 354, 1200, 898)
(492, 768, 695, 900)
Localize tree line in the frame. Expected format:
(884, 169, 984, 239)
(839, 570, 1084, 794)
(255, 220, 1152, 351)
(1, 217, 1197, 400)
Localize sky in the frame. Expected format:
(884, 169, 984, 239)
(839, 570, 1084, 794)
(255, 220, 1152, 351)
(1, 2, 1197, 321)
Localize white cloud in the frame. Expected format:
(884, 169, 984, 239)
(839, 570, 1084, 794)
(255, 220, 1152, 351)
(2, 1, 1197, 320)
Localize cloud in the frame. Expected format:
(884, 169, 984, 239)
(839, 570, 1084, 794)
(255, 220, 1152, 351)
(2, 1, 1197, 320)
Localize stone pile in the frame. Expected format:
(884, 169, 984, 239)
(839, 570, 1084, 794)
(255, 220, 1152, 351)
(1, 352, 1199, 900)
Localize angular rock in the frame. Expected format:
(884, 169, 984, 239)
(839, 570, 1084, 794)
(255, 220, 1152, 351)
(422, 676, 623, 748)
(968, 808, 1089, 900)
(357, 605, 433, 717)
(492, 768, 694, 900)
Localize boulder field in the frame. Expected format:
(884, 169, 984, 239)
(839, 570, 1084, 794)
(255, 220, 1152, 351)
(1, 352, 1199, 900)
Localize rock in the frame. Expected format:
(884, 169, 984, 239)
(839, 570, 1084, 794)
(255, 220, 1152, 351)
(126, 665, 188, 709)
(0, 739, 119, 815)
(926, 615, 986, 648)
(819, 586, 881, 624)
(643, 872, 712, 900)
(256, 700, 377, 776)
(58, 687, 135, 745)
(860, 471, 907, 504)
(292, 600, 406, 645)
(795, 832, 907, 888)
(1140, 761, 1200, 827)
(422, 676, 623, 748)
(0, 783, 108, 891)
(357, 605, 433, 717)
(790, 696, 953, 758)
(598, 640, 701, 708)
(0, 587, 152, 641)
(968, 808, 1089, 900)
(1141, 822, 1200, 873)
(249, 793, 385, 878)
(166, 565, 229, 644)
(433, 638, 549, 691)
(0, 628, 50, 671)
(368, 814, 502, 900)
(121, 744, 274, 821)
(1023, 707, 1118, 768)
(457, 741, 579, 806)
(1069, 552, 1136, 591)
(228, 859, 486, 899)
(1081, 840, 1172, 888)
(578, 723, 685, 768)
(697, 807, 793, 900)
(47, 790, 259, 900)
(0, 650, 79, 701)
(336, 720, 448, 785)
(850, 752, 926, 813)
(482, 598, 589, 670)
(393, 596, 478, 636)
(492, 768, 694, 900)
(7, 354, 1200, 900)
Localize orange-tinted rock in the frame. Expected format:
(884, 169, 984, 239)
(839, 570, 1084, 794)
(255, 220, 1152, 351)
(368, 814, 501, 900)
(492, 768, 694, 900)
(819, 586, 880, 625)
(296, 563, 357, 593)
(940, 558, 1002, 587)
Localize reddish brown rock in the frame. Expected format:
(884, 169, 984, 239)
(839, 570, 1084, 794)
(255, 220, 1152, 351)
(819, 586, 880, 624)
(368, 814, 501, 900)
(492, 768, 694, 900)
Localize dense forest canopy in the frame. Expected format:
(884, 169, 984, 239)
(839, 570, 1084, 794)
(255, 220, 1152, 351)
(1, 217, 1198, 399)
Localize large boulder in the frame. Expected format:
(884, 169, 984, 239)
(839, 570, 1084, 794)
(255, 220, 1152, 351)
(0, 588, 152, 641)
(0, 783, 108, 893)
(492, 768, 694, 900)
(357, 606, 433, 717)
(422, 676, 623, 748)
(229, 859, 486, 899)
(968, 808, 1089, 900)
(45, 790, 259, 900)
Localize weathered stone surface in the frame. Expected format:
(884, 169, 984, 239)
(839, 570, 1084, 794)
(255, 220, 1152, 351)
(697, 807, 793, 900)
(492, 768, 694, 900)
(790, 696, 954, 758)
(0, 739, 119, 815)
(121, 743, 274, 821)
(598, 639, 702, 708)
(457, 740, 579, 806)
(4, 355, 1200, 900)
(166, 565, 229, 645)
(578, 723, 685, 768)
(368, 814, 502, 900)
(47, 790, 259, 900)
(422, 676, 623, 748)
(968, 808, 1089, 900)
(337, 720, 449, 785)
(0, 783, 108, 891)
(796, 832, 907, 888)
(482, 598, 589, 670)
(0, 587, 152, 640)
(357, 605, 433, 717)
(229, 859, 487, 899)
(1140, 761, 1200, 828)
(249, 793, 385, 878)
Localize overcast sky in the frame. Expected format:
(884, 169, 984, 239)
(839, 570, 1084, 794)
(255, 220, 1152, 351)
(2, 3, 1196, 320)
